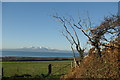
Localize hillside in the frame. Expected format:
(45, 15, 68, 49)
(61, 47, 119, 79)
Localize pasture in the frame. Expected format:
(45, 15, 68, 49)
(2, 60, 72, 78)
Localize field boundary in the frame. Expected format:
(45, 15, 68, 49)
(1, 57, 74, 61)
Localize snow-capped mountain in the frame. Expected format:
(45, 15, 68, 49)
(2, 46, 72, 53)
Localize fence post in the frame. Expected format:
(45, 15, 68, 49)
(71, 61, 73, 68)
(48, 64, 52, 75)
(2, 68, 3, 77)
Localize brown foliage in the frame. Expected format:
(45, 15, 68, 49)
(61, 47, 119, 79)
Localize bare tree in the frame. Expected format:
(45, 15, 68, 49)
(71, 15, 102, 56)
(62, 32, 79, 67)
(74, 15, 120, 56)
(53, 13, 120, 58)
(97, 15, 120, 51)
(53, 15, 85, 62)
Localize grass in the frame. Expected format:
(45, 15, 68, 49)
(2, 60, 72, 78)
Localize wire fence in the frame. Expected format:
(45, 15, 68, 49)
(2, 61, 72, 77)
(51, 64, 71, 76)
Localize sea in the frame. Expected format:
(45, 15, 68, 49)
(1, 51, 79, 57)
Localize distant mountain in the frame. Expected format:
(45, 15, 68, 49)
(2, 46, 88, 56)
(2, 46, 72, 53)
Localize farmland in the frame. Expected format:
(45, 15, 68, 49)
(2, 60, 72, 78)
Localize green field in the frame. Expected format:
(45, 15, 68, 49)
(2, 60, 72, 78)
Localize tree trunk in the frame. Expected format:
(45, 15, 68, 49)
(95, 44, 101, 56)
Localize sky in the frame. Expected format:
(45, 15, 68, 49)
(1, 0, 120, 2)
(2, 2, 118, 50)
(0, 2, 1, 51)
(118, 2, 120, 15)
